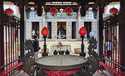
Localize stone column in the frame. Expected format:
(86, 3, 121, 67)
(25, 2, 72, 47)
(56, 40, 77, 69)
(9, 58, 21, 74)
(92, 21, 99, 53)
(77, 6, 81, 39)
(42, 6, 46, 26)
(42, 17, 46, 26)
(39, 21, 43, 39)
(52, 21, 57, 39)
(41, 6, 47, 40)
(67, 21, 72, 39)
(77, 21, 84, 39)
(92, 21, 98, 39)
(25, 21, 32, 39)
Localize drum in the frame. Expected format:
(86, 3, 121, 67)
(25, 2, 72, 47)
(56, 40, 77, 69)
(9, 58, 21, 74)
(35, 55, 87, 76)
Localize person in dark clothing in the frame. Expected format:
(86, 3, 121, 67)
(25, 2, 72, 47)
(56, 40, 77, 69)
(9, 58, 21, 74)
(32, 36, 40, 52)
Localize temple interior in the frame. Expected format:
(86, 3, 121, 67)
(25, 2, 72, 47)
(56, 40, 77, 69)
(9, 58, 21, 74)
(0, 0, 125, 76)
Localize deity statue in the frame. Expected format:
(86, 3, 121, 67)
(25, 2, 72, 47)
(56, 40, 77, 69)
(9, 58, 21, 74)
(57, 25, 66, 39)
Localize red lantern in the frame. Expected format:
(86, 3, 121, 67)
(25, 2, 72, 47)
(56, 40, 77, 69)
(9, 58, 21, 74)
(109, 7, 118, 15)
(41, 26, 49, 37)
(50, 7, 57, 16)
(4, 8, 14, 16)
(64, 7, 73, 16)
(79, 26, 87, 37)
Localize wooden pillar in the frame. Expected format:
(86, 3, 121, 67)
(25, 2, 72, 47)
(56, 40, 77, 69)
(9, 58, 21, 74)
(20, 4, 25, 60)
(16, 0, 25, 60)
(0, 0, 4, 72)
(119, 0, 125, 71)
(98, 4, 104, 55)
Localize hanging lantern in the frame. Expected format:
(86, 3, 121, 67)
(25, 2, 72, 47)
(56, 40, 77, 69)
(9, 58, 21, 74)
(50, 7, 57, 16)
(109, 7, 118, 15)
(4, 8, 14, 16)
(41, 26, 48, 37)
(79, 26, 87, 37)
(64, 7, 73, 16)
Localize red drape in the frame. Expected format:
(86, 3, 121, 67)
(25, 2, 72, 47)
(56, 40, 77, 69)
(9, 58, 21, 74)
(44, 67, 80, 76)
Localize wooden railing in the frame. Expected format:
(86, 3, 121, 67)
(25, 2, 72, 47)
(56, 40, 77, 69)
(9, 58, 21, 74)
(102, 15, 125, 76)
(0, 60, 23, 76)
(99, 59, 125, 76)
(0, 15, 22, 76)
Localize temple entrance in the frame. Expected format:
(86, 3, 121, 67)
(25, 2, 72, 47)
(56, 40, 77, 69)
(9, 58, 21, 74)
(57, 22, 66, 39)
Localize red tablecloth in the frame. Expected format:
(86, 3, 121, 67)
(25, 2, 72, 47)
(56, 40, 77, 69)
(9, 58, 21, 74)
(44, 67, 80, 76)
